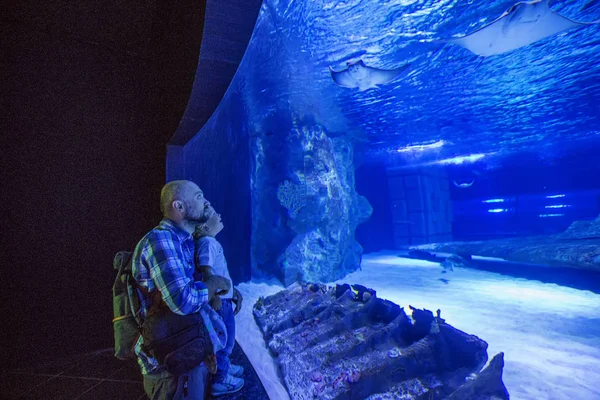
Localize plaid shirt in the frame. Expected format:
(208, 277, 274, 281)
(131, 218, 220, 375)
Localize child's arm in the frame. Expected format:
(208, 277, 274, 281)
(199, 265, 214, 279)
(195, 237, 215, 281)
(195, 238, 229, 298)
(199, 265, 224, 310)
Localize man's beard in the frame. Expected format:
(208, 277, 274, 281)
(184, 205, 207, 226)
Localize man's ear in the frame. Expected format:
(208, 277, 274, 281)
(172, 200, 185, 213)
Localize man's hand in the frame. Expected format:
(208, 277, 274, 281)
(204, 275, 231, 300)
(232, 287, 243, 316)
(210, 296, 223, 311)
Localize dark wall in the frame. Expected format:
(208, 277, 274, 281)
(2, 0, 206, 369)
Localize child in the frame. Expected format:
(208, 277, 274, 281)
(194, 207, 245, 397)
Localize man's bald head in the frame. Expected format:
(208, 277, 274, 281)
(160, 180, 204, 216)
(160, 180, 185, 216)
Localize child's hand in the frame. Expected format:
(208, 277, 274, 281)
(232, 287, 243, 316)
(210, 296, 223, 311)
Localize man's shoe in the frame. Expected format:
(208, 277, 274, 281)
(228, 364, 244, 377)
(212, 374, 244, 397)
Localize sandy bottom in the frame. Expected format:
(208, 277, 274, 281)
(235, 251, 600, 400)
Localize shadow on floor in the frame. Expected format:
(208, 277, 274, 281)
(3, 342, 269, 399)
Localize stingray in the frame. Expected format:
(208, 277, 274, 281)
(449, 0, 600, 57)
(453, 179, 475, 188)
(329, 60, 411, 91)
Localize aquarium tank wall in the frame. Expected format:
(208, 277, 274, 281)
(170, 0, 600, 284)
(167, 0, 600, 398)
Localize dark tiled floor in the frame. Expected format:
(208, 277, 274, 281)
(217, 343, 269, 400)
(2, 343, 269, 399)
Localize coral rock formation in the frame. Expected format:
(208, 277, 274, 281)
(253, 282, 509, 400)
(251, 124, 371, 285)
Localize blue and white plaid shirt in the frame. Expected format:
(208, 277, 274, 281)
(131, 218, 218, 375)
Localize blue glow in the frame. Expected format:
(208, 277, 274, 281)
(437, 154, 486, 165)
(488, 209, 508, 213)
(539, 214, 565, 218)
(196, 0, 600, 172)
(396, 140, 446, 153)
(545, 205, 570, 209)
(483, 199, 505, 203)
(546, 194, 565, 199)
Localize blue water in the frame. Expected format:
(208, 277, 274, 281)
(228, 0, 600, 244)
(184, 3, 600, 398)
(181, 0, 600, 259)
(235, 0, 600, 166)
(183, 0, 600, 257)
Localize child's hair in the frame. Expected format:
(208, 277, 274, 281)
(193, 222, 211, 240)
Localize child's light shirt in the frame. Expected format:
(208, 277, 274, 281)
(197, 236, 233, 299)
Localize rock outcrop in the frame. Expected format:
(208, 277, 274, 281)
(253, 282, 509, 400)
(251, 123, 371, 286)
(412, 215, 600, 272)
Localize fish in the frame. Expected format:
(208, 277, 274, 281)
(453, 179, 475, 188)
(329, 60, 411, 91)
(449, 0, 600, 57)
(407, 249, 441, 262)
(441, 254, 471, 273)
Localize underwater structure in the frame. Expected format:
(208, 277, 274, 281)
(254, 282, 510, 400)
(165, 0, 600, 398)
(167, 0, 600, 286)
(414, 213, 600, 272)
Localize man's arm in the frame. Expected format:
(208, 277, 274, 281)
(198, 265, 231, 297)
(143, 230, 209, 315)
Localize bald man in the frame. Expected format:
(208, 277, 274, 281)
(131, 180, 230, 400)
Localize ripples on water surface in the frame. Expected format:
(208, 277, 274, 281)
(237, 0, 600, 166)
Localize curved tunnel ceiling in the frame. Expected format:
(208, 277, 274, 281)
(169, 0, 262, 146)
(175, 0, 600, 170)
